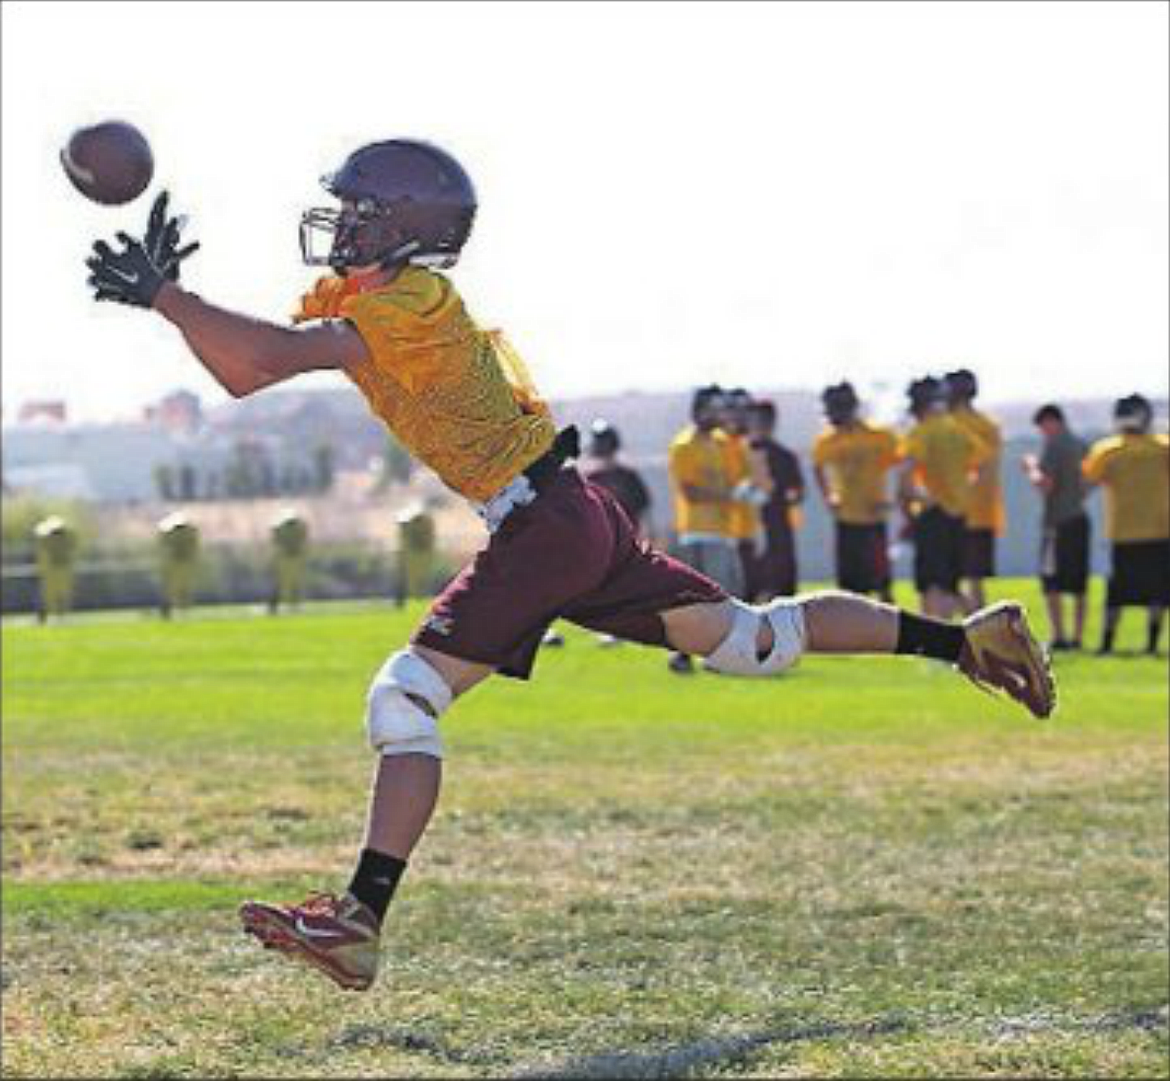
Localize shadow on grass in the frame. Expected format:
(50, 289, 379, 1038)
(323, 1005, 1167, 1078)
(515, 1016, 915, 1079)
(324, 1016, 911, 1077)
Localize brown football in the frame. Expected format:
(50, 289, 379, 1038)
(60, 120, 154, 206)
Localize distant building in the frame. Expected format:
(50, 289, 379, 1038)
(144, 389, 203, 435)
(4, 422, 185, 502)
(17, 400, 68, 425)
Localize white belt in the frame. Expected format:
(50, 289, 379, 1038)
(471, 474, 538, 533)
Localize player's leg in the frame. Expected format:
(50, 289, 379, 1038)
(1057, 514, 1090, 649)
(913, 510, 958, 620)
(242, 469, 626, 989)
(1072, 591, 1087, 649)
(923, 585, 961, 621)
(1099, 542, 1128, 655)
(359, 646, 490, 860)
(1139, 540, 1169, 655)
(239, 641, 492, 991)
(1147, 606, 1166, 655)
(569, 509, 1053, 718)
(963, 577, 986, 614)
(1043, 586, 1067, 648)
(1098, 606, 1122, 655)
(662, 588, 1053, 718)
(668, 539, 738, 674)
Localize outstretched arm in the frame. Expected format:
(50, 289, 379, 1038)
(153, 283, 369, 398)
(86, 192, 371, 399)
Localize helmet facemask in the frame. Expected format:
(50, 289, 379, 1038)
(301, 194, 475, 275)
(300, 197, 423, 275)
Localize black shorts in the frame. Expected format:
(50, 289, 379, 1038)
(912, 507, 965, 594)
(1040, 514, 1090, 596)
(1107, 539, 1170, 607)
(836, 521, 890, 594)
(963, 528, 997, 579)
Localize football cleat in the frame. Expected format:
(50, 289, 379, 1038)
(958, 602, 1056, 719)
(239, 891, 380, 991)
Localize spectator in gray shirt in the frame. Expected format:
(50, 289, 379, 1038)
(1022, 404, 1090, 650)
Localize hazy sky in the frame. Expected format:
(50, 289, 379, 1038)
(2, 0, 1167, 423)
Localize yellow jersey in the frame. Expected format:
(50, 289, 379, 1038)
(294, 268, 556, 502)
(899, 413, 985, 519)
(669, 426, 736, 537)
(811, 421, 900, 525)
(1082, 433, 1170, 543)
(724, 434, 757, 541)
(951, 406, 1005, 534)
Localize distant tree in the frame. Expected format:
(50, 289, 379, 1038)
(154, 464, 175, 501)
(377, 433, 414, 490)
(313, 442, 336, 493)
(259, 457, 277, 498)
(178, 464, 197, 501)
(279, 464, 299, 496)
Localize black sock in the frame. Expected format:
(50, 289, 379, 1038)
(1149, 619, 1163, 654)
(1100, 629, 1115, 653)
(895, 612, 966, 663)
(347, 848, 407, 924)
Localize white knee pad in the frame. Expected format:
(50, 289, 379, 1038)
(365, 649, 453, 758)
(703, 598, 807, 677)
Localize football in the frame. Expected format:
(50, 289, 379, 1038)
(60, 120, 154, 206)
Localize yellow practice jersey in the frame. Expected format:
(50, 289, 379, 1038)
(899, 413, 985, 519)
(294, 268, 556, 502)
(669, 426, 736, 537)
(1082, 433, 1170, 543)
(811, 421, 899, 525)
(724, 434, 757, 541)
(951, 406, 1006, 534)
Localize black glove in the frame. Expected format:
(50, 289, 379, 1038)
(86, 191, 199, 308)
(86, 233, 167, 308)
(144, 190, 200, 279)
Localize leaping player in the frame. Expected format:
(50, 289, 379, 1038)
(85, 139, 1056, 992)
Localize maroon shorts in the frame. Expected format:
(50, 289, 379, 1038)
(412, 468, 727, 678)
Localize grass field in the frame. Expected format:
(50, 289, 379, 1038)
(3, 580, 1167, 1078)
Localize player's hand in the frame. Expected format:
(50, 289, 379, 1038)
(144, 191, 200, 281)
(86, 232, 168, 308)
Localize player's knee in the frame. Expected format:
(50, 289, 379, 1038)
(702, 597, 807, 677)
(365, 648, 454, 758)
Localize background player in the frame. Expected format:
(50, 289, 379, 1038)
(666, 385, 744, 673)
(1082, 394, 1169, 655)
(582, 419, 652, 538)
(812, 382, 899, 603)
(744, 398, 804, 600)
(1022, 404, 1091, 650)
(85, 142, 1055, 993)
(946, 369, 1005, 613)
(897, 377, 986, 621)
(715, 388, 760, 601)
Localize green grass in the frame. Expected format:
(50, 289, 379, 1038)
(3, 580, 1167, 1077)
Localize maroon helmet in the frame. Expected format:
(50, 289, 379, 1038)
(300, 139, 477, 273)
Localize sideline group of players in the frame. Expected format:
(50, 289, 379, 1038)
(580, 374, 1169, 660)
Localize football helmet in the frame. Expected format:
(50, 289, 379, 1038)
(1114, 393, 1152, 433)
(721, 387, 753, 435)
(822, 381, 860, 425)
(589, 419, 621, 457)
(300, 139, 477, 273)
(944, 368, 978, 404)
(907, 376, 946, 417)
(691, 384, 726, 429)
